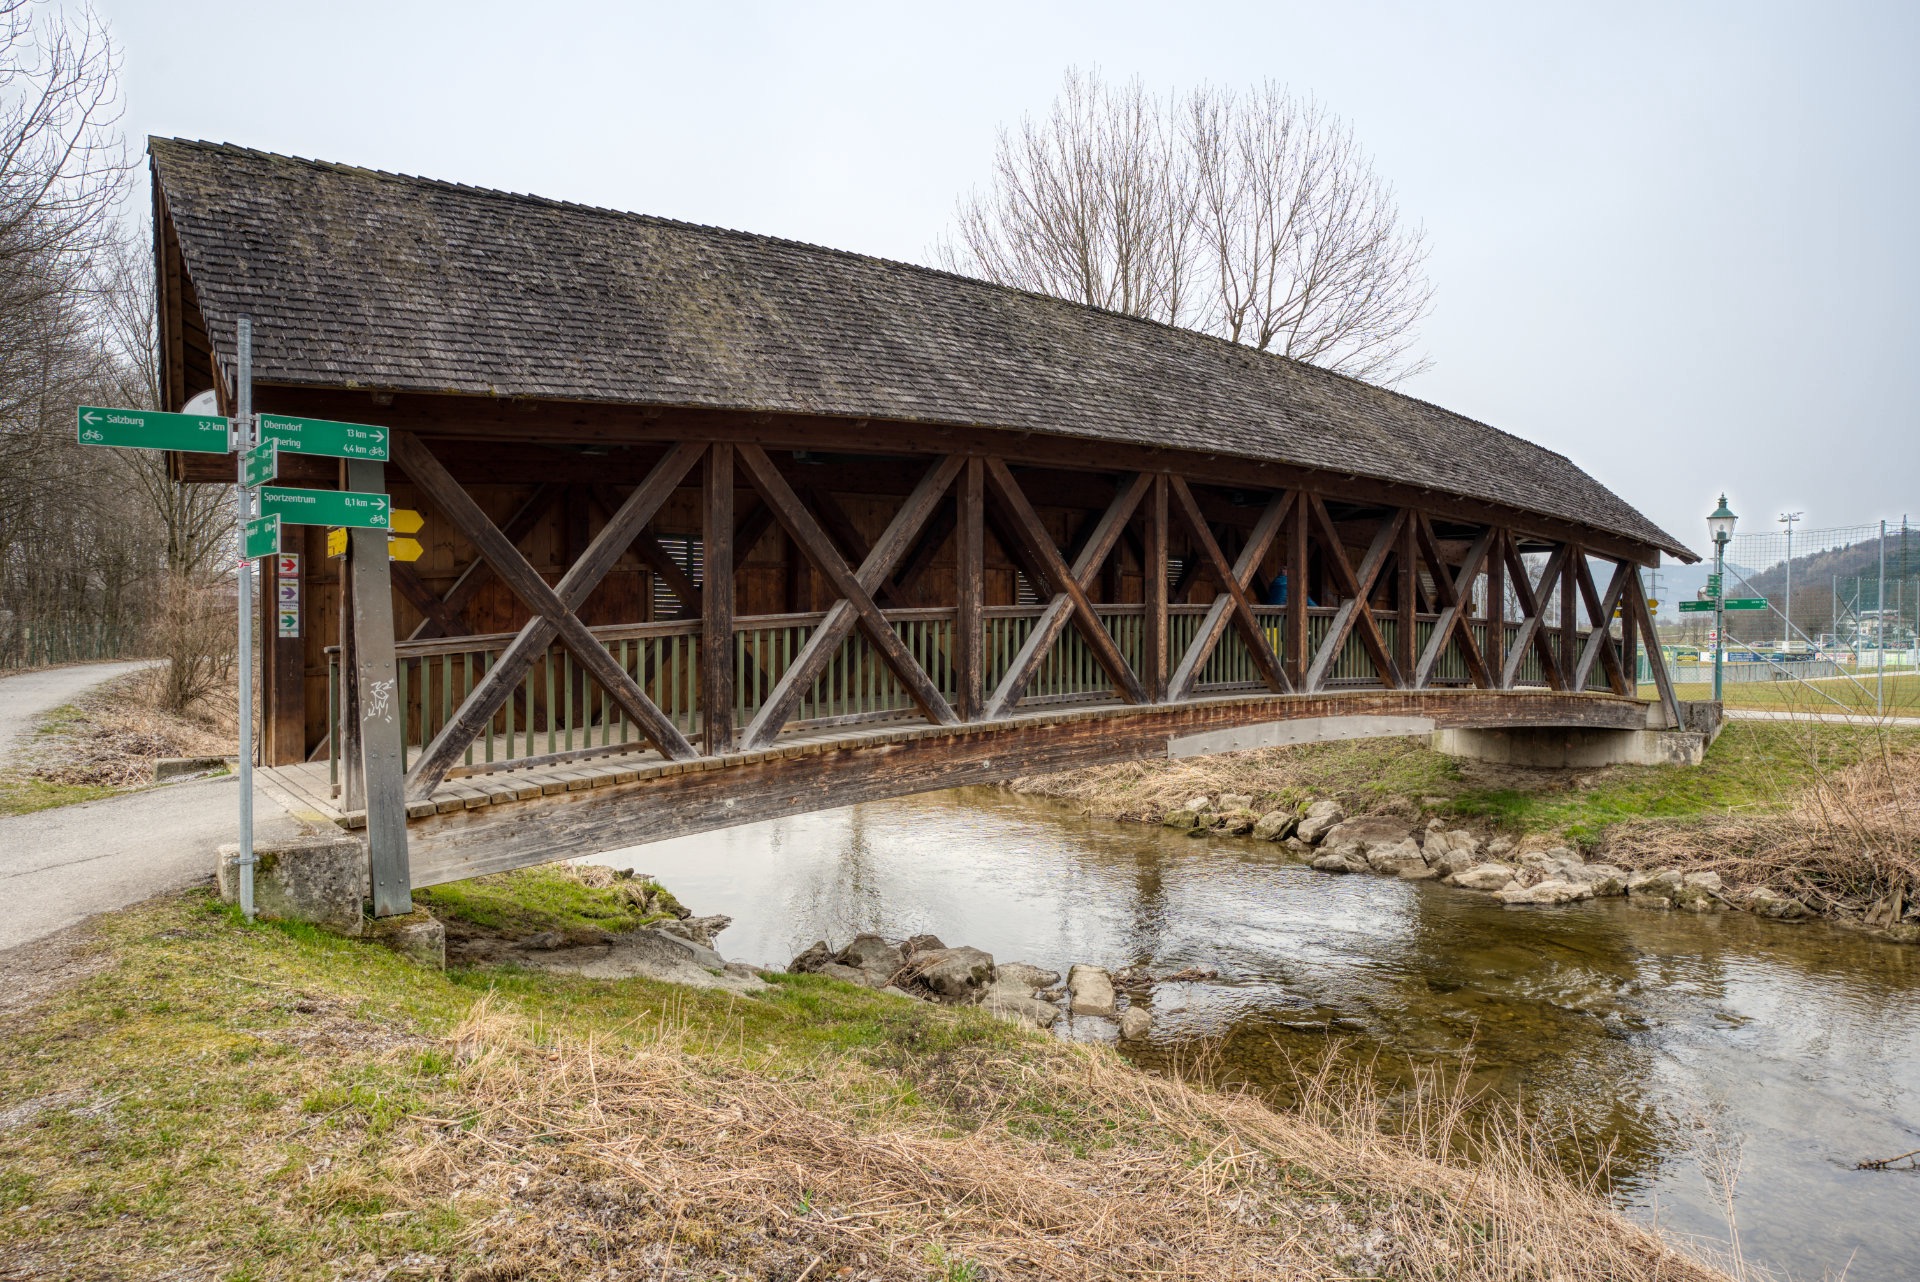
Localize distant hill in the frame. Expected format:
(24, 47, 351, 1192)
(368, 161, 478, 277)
(1650, 523, 1917, 643)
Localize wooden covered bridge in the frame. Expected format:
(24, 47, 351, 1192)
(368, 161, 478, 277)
(150, 139, 1694, 913)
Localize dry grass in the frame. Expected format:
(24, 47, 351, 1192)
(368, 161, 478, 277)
(23, 667, 234, 789)
(1603, 728, 1920, 918)
(401, 997, 1730, 1282)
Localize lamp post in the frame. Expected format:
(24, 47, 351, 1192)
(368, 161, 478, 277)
(1779, 510, 1801, 654)
(1708, 495, 1737, 701)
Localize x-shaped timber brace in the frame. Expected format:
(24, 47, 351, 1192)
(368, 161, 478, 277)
(355, 443, 1678, 813)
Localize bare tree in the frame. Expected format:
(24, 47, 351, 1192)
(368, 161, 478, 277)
(940, 70, 1434, 385)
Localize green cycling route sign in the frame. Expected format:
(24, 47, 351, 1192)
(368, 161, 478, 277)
(76, 406, 230, 454)
(259, 486, 391, 529)
(256, 413, 390, 461)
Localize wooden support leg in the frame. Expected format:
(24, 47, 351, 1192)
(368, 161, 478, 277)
(702, 444, 735, 753)
(955, 457, 984, 719)
(1144, 474, 1168, 701)
(1285, 496, 1310, 688)
(346, 459, 411, 917)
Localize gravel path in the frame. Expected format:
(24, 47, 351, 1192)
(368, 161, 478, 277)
(0, 661, 158, 768)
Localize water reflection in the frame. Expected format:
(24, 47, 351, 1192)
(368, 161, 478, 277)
(603, 788, 1920, 1281)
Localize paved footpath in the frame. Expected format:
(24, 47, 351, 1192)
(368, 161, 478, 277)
(0, 663, 312, 954)
(1725, 707, 1920, 728)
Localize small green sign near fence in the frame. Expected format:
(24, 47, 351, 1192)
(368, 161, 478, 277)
(242, 513, 281, 561)
(76, 406, 230, 454)
(257, 413, 390, 461)
(259, 485, 390, 528)
(1723, 598, 1769, 611)
(241, 440, 278, 489)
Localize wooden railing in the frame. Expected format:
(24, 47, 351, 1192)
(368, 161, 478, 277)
(324, 606, 1594, 781)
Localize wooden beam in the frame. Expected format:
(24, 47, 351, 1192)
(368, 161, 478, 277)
(955, 457, 984, 719)
(1396, 516, 1417, 680)
(392, 561, 467, 638)
(1559, 548, 1579, 681)
(1166, 481, 1292, 700)
(1304, 505, 1404, 691)
(803, 484, 912, 609)
(407, 483, 558, 641)
(1499, 542, 1570, 690)
(1572, 557, 1632, 694)
(702, 444, 735, 754)
(1625, 571, 1679, 727)
(1285, 496, 1310, 687)
(1411, 518, 1494, 689)
(737, 447, 961, 747)
(1143, 474, 1169, 701)
(982, 462, 1149, 716)
(1305, 496, 1402, 689)
(396, 433, 701, 797)
(345, 459, 412, 916)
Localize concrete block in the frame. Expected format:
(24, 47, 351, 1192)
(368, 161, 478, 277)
(153, 756, 228, 782)
(217, 835, 367, 936)
(366, 909, 445, 968)
(1431, 726, 1708, 769)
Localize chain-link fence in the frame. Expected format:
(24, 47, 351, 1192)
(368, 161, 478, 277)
(1649, 516, 1918, 715)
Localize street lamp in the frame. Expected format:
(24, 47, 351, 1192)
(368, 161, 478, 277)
(1779, 511, 1801, 654)
(1708, 495, 1737, 701)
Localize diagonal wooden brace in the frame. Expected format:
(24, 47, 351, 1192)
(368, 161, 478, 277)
(1305, 496, 1403, 690)
(1500, 539, 1569, 690)
(983, 460, 1149, 715)
(737, 447, 962, 748)
(1412, 517, 1494, 688)
(1572, 556, 1632, 694)
(985, 470, 1151, 715)
(1166, 480, 1293, 700)
(396, 434, 702, 799)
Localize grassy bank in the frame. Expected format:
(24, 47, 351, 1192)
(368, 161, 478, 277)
(0, 875, 1734, 1281)
(1014, 719, 1920, 925)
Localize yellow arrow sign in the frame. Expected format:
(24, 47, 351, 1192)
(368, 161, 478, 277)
(328, 525, 423, 561)
(386, 536, 424, 562)
(326, 527, 347, 559)
(388, 508, 423, 535)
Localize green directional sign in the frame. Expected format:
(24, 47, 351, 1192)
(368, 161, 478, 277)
(1678, 600, 1714, 613)
(1724, 597, 1769, 611)
(256, 413, 390, 461)
(77, 405, 230, 454)
(240, 440, 278, 489)
(259, 485, 390, 529)
(242, 513, 281, 561)
(1706, 574, 1722, 595)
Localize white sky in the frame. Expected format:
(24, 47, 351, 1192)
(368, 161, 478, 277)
(98, 0, 1920, 560)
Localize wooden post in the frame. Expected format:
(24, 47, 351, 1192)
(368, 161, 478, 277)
(1396, 515, 1417, 679)
(1143, 473, 1168, 701)
(1560, 547, 1579, 682)
(346, 458, 411, 917)
(1485, 530, 1507, 686)
(1286, 493, 1310, 688)
(702, 443, 735, 754)
(1620, 582, 1640, 697)
(955, 457, 984, 718)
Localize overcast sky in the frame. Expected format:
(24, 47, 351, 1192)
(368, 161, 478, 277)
(98, 0, 1918, 561)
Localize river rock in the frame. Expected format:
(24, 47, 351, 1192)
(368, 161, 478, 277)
(1365, 838, 1427, 875)
(878, 985, 918, 1000)
(904, 933, 947, 956)
(1745, 887, 1810, 920)
(1421, 829, 1482, 874)
(1119, 1006, 1152, 1040)
(1179, 794, 1214, 814)
(1312, 852, 1361, 873)
(1627, 868, 1681, 895)
(1253, 809, 1298, 841)
(1683, 871, 1725, 892)
(1561, 863, 1630, 897)
(994, 962, 1061, 990)
(1884, 923, 1920, 945)
(1296, 800, 1346, 844)
(983, 990, 1060, 1028)
(815, 962, 880, 988)
(1219, 808, 1261, 836)
(789, 940, 833, 973)
(1450, 863, 1520, 891)
(1496, 878, 1593, 906)
(1162, 808, 1203, 831)
(658, 914, 732, 948)
(1218, 793, 1254, 812)
(913, 946, 995, 997)
(837, 933, 905, 976)
(1671, 883, 1721, 912)
(1067, 964, 1118, 1018)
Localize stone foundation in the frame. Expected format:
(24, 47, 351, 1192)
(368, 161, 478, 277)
(216, 834, 368, 935)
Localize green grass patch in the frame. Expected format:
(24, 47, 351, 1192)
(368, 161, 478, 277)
(415, 865, 678, 938)
(0, 770, 119, 816)
(1443, 720, 1915, 846)
(1643, 671, 1920, 713)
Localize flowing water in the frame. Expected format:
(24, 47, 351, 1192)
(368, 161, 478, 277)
(601, 789, 1920, 1280)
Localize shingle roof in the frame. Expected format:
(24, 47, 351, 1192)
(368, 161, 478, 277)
(150, 138, 1689, 559)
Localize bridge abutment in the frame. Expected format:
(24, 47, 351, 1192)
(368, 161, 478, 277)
(1431, 701, 1723, 769)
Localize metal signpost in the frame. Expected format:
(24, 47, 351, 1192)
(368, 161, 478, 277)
(234, 318, 257, 919)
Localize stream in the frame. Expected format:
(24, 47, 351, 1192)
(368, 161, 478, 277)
(601, 788, 1920, 1280)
